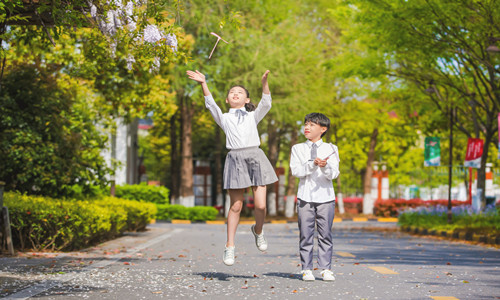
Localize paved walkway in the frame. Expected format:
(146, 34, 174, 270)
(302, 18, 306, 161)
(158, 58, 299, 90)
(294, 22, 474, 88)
(1, 221, 499, 299)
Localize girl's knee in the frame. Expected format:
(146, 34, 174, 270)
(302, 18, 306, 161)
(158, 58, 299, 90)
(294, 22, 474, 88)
(230, 201, 243, 213)
(254, 203, 266, 212)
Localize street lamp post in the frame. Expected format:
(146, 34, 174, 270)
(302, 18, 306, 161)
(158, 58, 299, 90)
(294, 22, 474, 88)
(425, 82, 453, 224)
(447, 107, 454, 224)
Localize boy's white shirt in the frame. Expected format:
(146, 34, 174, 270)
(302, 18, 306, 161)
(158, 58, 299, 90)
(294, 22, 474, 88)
(204, 93, 272, 150)
(290, 139, 340, 203)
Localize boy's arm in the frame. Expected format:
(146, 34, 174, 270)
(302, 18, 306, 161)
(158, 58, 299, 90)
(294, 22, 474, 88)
(319, 145, 340, 180)
(290, 145, 317, 178)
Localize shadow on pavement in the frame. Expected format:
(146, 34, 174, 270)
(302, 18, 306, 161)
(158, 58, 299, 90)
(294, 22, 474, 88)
(192, 272, 256, 281)
(262, 272, 301, 280)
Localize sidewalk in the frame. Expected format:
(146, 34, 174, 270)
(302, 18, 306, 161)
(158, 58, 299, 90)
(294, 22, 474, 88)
(0, 226, 174, 298)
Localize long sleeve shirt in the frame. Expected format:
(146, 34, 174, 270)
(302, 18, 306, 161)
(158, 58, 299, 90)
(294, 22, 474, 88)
(204, 93, 272, 150)
(290, 139, 340, 203)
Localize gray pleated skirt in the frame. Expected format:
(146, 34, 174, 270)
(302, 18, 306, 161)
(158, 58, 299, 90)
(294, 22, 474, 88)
(223, 147, 278, 189)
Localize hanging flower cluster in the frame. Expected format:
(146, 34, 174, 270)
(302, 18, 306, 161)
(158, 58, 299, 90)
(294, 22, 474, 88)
(143, 25, 178, 51)
(88, 0, 178, 71)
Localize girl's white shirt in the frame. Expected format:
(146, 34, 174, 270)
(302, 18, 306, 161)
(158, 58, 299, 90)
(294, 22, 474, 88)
(290, 139, 340, 203)
(204, 93, 272, 150)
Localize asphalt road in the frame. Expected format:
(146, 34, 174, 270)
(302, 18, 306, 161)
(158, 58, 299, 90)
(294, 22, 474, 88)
(1, 221, 499, 299)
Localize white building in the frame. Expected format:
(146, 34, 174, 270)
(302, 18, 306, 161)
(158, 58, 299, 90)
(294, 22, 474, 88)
(101, 118, 140, 185)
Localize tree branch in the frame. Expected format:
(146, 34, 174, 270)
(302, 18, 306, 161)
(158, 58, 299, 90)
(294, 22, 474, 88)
(35, 9, 56, 46)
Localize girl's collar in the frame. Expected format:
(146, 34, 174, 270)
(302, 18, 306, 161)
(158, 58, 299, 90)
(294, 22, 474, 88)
(229, 107, 247, 113)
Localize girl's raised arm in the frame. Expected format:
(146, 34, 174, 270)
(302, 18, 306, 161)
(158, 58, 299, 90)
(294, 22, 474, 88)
(186, 70, 211, 96)
(262, 70, 270, 95)
(254, 70, 272, 124)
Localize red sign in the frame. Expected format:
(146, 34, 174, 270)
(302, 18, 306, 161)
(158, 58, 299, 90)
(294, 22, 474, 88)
(464, 138, 483, 168)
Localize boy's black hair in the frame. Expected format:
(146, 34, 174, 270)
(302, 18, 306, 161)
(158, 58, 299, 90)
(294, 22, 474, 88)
(227, 85, 256, 112)
(304, 113, 330, 137)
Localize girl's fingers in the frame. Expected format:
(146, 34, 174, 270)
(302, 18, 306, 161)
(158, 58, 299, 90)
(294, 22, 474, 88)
(263, 71, 270, 80)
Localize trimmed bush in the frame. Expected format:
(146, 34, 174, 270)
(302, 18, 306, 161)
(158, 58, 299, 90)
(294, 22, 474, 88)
(114, 183, 169, 204)
(156, 204, 218, 221)
(4, 192, 156, 251)
(398, 204, 500, 234)
(94, 197, 157, 231)
(189, 206, 219, 221)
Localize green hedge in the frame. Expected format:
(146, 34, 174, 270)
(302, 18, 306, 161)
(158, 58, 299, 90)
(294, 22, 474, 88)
(4, 192, 156, 251)
(114, 183, 169, 204)
(398, 205, 500, 235)
(156, 204, 218, 221)
(94, 197, 157, 231)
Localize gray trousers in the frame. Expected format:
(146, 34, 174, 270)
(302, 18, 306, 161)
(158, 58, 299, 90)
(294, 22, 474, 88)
(297, 199, 335, 270)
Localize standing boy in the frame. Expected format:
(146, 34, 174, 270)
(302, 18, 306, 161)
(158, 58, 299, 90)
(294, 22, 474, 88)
(290, 112, 340, 281)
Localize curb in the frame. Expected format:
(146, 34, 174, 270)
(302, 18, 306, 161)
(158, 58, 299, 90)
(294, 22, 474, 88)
(401, 226, 500, 246)
(158, 217, 399, 224)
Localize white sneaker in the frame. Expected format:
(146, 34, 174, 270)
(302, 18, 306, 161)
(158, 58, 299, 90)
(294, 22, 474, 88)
(223, 246, 235, 266)
(321, 269, 335, 281)
(301, 269, 315, 281)
(251, 225, 268, 251)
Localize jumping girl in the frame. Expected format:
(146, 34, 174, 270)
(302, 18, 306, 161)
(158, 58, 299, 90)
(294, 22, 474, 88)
(186, 69, 278, 266)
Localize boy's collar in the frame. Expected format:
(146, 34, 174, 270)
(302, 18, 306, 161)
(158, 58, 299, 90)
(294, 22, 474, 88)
(306, 139, 324, 147)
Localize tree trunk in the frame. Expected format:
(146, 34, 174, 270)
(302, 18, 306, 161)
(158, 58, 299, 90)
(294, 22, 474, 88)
(214, 126, 224, 208)
(267, 122, 279, 167)
(332, 125, 345, 214)
(169, 112, 180, 204)
(363, 128, 378, 214)
(285, 126, 298, 218)
(461, 96, 496, 210)
(179, 96, 194, 207)
(476, 128, 494, 208)
(267, 122, 279, 216)
(286, 128, 298, 197)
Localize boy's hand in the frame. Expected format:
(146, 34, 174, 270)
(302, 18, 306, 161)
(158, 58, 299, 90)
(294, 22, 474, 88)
(186, 70, 206, 83)
(314, 157, 329, 167)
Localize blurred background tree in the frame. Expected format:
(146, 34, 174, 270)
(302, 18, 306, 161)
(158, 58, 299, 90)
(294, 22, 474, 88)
(1, 0, 498, 209)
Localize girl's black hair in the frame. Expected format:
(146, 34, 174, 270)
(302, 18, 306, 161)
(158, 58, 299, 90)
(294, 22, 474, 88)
(304, 113, 331, 137)
(227, 85, 256, 112)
